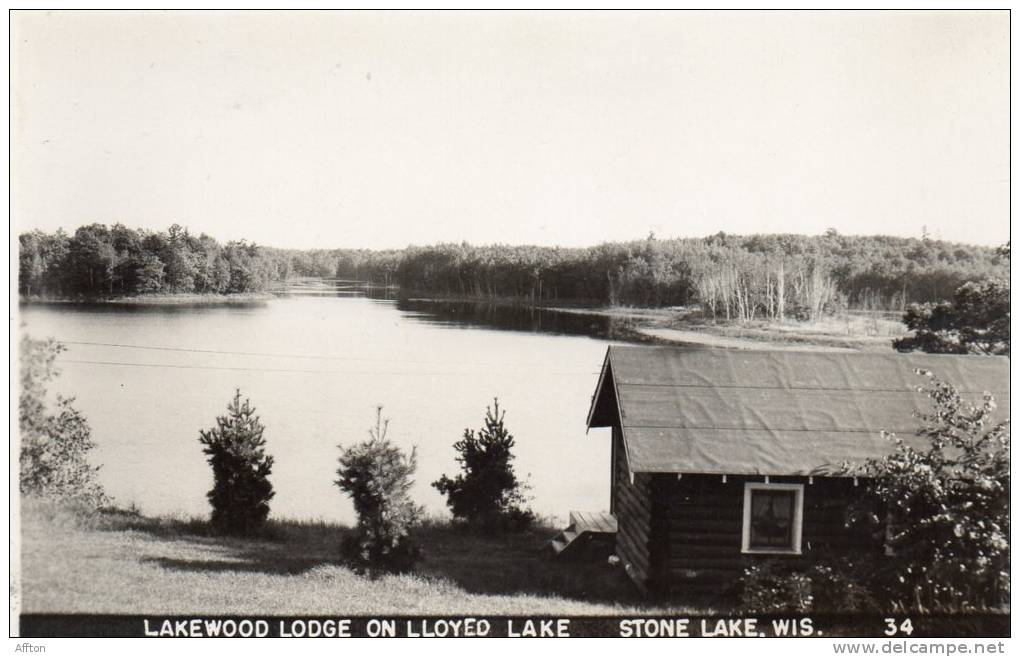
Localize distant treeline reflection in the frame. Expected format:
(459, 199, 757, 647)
(393, 298, 625, 340)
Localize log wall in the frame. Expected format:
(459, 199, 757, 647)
(647, 473, 883, 596)
(611, 426, 654, 592)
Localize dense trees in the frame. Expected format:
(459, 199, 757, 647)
(893, 243, 1009, 355)
(18, 223, 290, 298)
(21, 225, 1006, 320)
(893, 278, 1010, 355)
(332, 233, 1006, 318)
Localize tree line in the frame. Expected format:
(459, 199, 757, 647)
(18, 223, 294, 297)
(332, 231, 1006, 319)
(20, 225, 1007, 320)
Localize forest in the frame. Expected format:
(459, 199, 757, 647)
(19, 225, 1008, 321)
(333, 231, 1007, 320)
(18, 223, 293, 297)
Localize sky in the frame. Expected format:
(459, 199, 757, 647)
(11, 10, 1010, 250)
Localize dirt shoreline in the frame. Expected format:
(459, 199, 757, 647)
(392, 290, 904, 352)
(542, 305, 903, 352)
(634, 327, 858, 352)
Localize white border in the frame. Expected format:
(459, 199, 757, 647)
(741, 482, 804, 555)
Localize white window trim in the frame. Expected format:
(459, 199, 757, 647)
(741, 482, 804, 555)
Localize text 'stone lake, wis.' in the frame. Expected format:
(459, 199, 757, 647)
(21, 282, 621, 524)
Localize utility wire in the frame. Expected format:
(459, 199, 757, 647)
(61, 358, 601, 376)
(60, 340, 432, 364)
(59, 339, 604, 372)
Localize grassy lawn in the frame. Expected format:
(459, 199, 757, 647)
(16, 501, 1010, 637)
(18, 500, 720, 616)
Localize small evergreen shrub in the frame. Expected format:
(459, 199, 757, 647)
(432, 398, 534, 533)
(19, 335, 108, 507)
(198, 389, 275, 535)
(336, 406, 423, 574)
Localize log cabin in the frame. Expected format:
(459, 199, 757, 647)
(584, 345, 1010, 596)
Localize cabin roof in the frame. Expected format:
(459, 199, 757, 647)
(586, 345, 1010, 477)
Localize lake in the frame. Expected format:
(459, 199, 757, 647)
(19, 282, 632, 525)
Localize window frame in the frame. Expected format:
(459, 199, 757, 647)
(741, 482, 805, 555)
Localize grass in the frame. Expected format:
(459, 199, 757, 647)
(18, 499, 721, 615)
(17, 500, 1009, 637)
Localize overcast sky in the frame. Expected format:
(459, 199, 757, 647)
(11, 10, 1009, 250)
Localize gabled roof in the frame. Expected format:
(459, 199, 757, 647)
(587, 346, 1010, 477)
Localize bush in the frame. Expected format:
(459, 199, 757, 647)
(847, 371, 1010, 611)
(808, 560, 879, 613)
(336, 406, 423, 574)
(739, 560, 877, 614)
(738, 562, 813, 613)
(893, 278, 1009, 355)
(432, 398, 534, 533)
(198, 389, 275, 535)
(19, 335, 108, 507)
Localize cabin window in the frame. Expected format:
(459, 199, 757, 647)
(741, 483, 804, 554)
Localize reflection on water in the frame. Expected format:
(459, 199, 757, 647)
(394, 298, 630, 340)
(21, 299, 270, 315)
(19, 280, 621, 525)
(277, 278, 387, 298)
(281, 277, 636, 340)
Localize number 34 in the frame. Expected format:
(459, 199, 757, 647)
(884, 618, 914, 636)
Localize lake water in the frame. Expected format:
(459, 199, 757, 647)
(19, 282, 630, 525)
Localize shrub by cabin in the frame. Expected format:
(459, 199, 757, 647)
(585, 346, 1010, 596)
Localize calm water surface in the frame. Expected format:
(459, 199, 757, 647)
(21, 283, 627, 525)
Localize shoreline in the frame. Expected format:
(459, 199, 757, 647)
(19, 292, 278, 307)
(395, 291, 904, 352)
(21, 283, 907, 351)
